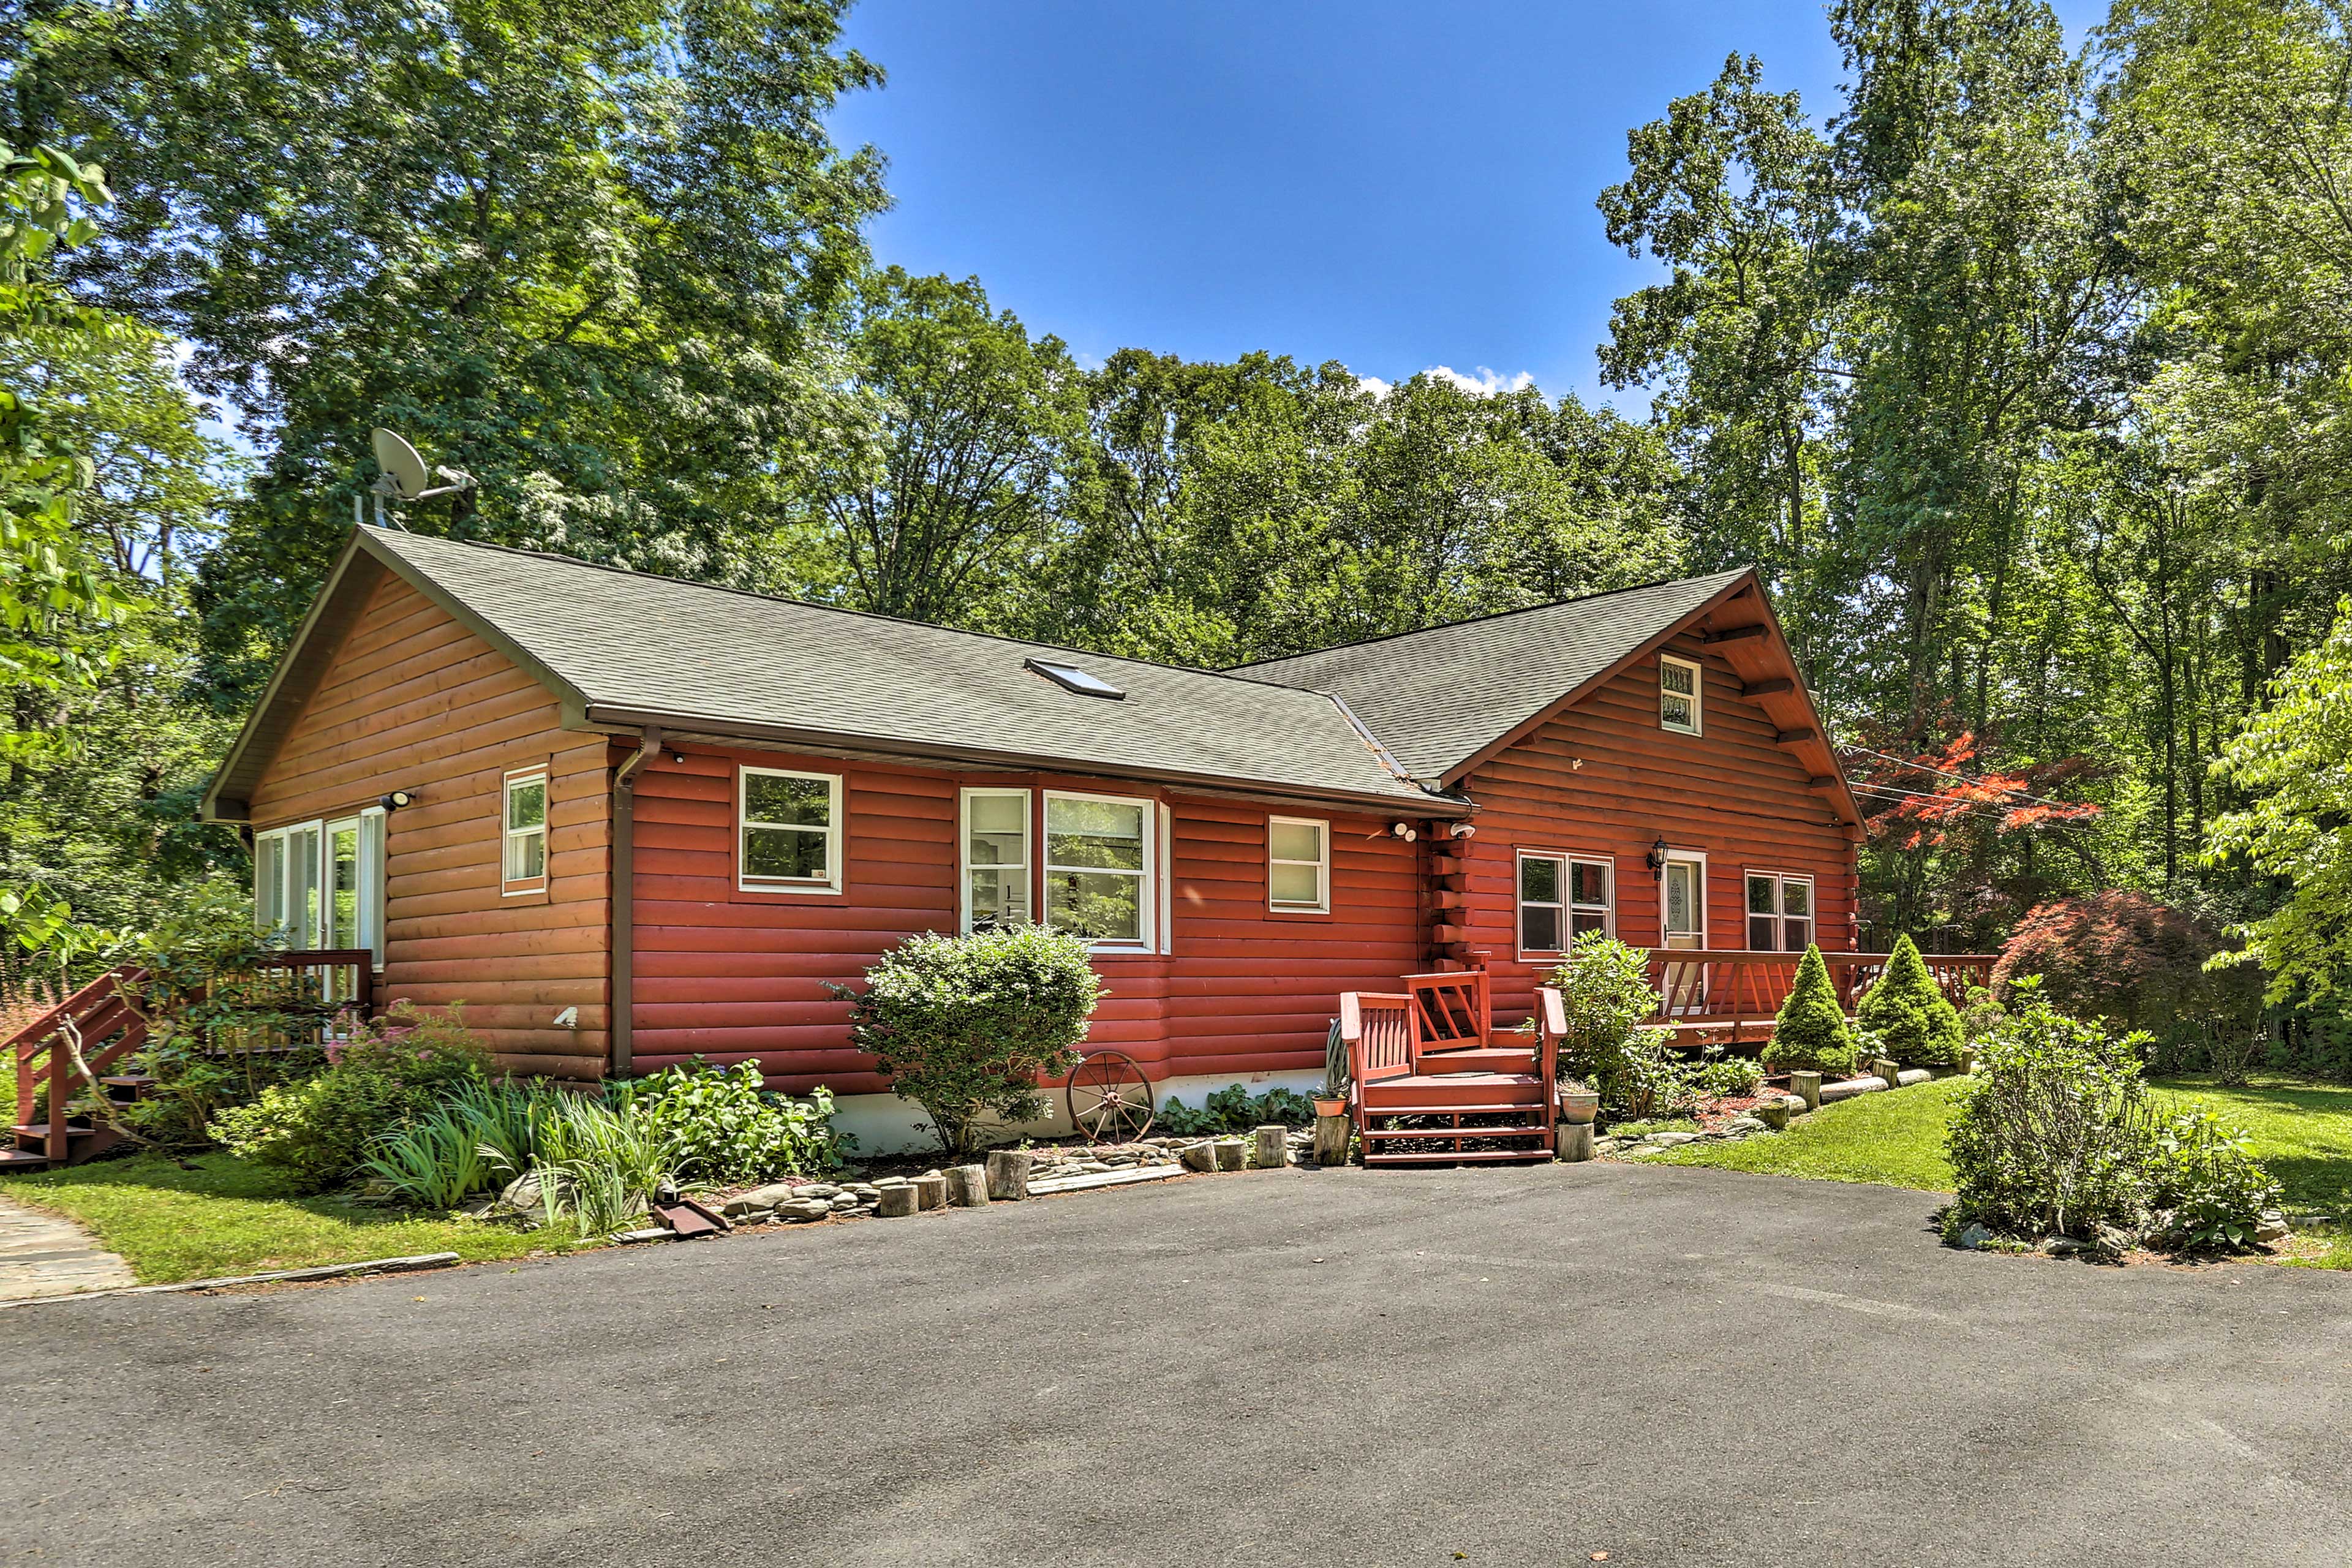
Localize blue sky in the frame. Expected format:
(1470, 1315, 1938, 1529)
(827, 0, 2104, 411)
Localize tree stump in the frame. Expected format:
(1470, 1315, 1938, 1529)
(984, 1148, 1030, 1200)
(1252, 1124, 1288, 1170)
(1178, 1140, 1219, 1172)
(875, 1184, 918, 1218)
(946, 1165, 989, 1207)
(1313, 1113, 1352, 1167)
(1557, 1121, 1596, 1163)
(1871, 1057, 1901, 1090)
(1788, 1071, 1823, 1112)
(1213, 1139, 1245, 1172)
(912, 1175, 949, 1211)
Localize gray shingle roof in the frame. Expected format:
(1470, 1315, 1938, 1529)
(362, 530, 1444, 810)
(1232, 570, 1752, 780)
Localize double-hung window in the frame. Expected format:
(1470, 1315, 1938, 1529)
(1042, 791, 1154, 947)
(1267, 816, 1329, 914)
(740, 767, 843, 893)
(254, 807, 386, 969)
(1517, 851, 1612, 954)
(1746, 872, 1814, 951)
(502, 769, 548, 894)
(1660, 654, 1703, 736)
(961, 788, 1032, 930)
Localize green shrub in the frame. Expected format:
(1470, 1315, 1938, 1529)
(1764, 945, 1857, 1075)
(1945, 990, 2154, 1240)
(2144, 1108, 2281, 1250)
(1547, 933, 1679, 1117)
(622, 1058, 852, 1182)
(1689, 1051, 1763, 1100)
(836, 924, 1106, 1156)
(212, 1002, 493, 1190)
(1156, 1083, 1316, 1136)
(1856, 936, 1965, 1066)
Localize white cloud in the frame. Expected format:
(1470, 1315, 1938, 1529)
(1355, 374, 1394, 399)
(1427, 364, 1536, 398)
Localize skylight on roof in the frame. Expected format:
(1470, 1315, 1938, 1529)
(1025, 657, 1125, 700)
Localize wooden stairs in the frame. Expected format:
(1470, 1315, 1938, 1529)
(1340, 960, 1562, 1167)
(6, 967, 151, 1172)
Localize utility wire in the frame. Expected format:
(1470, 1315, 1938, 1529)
(1840, 744, 2085, 812)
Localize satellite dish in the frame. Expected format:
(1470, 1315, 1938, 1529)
(371, 428, 433, 500)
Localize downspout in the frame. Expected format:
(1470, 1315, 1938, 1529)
(609, 727, 662, 1078)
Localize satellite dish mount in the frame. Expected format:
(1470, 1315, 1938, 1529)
(364, 428, 476, 530)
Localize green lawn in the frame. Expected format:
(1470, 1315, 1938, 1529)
(0, 1152, 594, 1285)
(1647, 1072, 2352, 1255)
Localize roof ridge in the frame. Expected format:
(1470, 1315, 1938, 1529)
(1227, 566, 1755, 671)
(364, 529, 1340, 698)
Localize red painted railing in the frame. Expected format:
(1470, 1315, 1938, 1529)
(1640, 949, 1997, 1044)
(9, 951, 375, 1163)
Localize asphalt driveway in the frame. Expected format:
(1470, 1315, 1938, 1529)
(5, 1161, 2349, 1567)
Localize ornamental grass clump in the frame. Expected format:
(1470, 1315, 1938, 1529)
(1763, 944, 1857, 1076)
(1856, 935, 1966, 1067)
(836, 924, 1106, 1156)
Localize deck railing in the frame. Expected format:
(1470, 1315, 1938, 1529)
(1644, 948, 1997, 1042)
(10, 949, 375, 1148)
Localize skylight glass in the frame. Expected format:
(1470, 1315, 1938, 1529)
(1025, 657, 1125, 699)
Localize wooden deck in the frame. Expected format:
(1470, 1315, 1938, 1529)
(1645, 949, 1996, 1048)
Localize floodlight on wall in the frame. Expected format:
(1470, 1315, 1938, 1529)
(379, 790, 415, 812)
(1389, 821, 1419, 843)
(1448, 823, 1476, 839)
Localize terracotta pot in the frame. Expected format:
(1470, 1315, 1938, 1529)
(1313, 1096, 1347, 1118)
(1558, 1089, 1600, 1125)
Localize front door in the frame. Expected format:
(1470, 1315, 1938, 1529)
(1661, 854, 1706, 1014)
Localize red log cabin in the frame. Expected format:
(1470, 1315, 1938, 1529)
(192, 526, 1899, 1152)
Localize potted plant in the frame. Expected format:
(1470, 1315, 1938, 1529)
(1314, 1030, 1348, 1119)
(1557, 1078, 1600, 1125)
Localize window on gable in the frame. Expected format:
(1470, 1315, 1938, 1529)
(1660, 654, 1702, 736)
(503, 769, 549, 892)
(1043, 791, 1153, 946)
(741, 767, 843, 893)
(962, 788, 1031, 931)
(1746, 872, 1814, 951)
(1518, 851, 1612, 954)
(1267, 816, 1329, 913)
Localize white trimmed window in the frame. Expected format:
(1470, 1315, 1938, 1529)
(960, 788, 1032, 931)
(740, 767, 843, 893)
(1517, 851, 1613, 954)
(1267, 816, 1329, 913)
(502, 769, 549, 893)
(1747, 872, 1814, 951)
(1043, 790, 1154, 947)
(1660, 654, 1702, 736)
(255, 809, 385, 968)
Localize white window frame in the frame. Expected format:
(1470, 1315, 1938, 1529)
(1746, 871, 1815, 953)
(1266, 815, 1330, 914)
(502, 767, 550, 895)
(1515, 850, 1613, 956)
(254, 809, 386, 968)
(1660, 653, 1703, 736)
(1041, 788, 1156, 951)
(738, 766, 845, 895)
(959, 786, 1033, 933)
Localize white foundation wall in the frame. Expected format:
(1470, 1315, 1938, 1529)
(816, 1068, 1330, 1158)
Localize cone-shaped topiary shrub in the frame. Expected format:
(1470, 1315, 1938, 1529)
(1763, 944, 1857, 1075)
(1856, 935, 1966, 1066)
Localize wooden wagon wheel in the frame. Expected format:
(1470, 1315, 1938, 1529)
(1066, 1050, 1154, 1144)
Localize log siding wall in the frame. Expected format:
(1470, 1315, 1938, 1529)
(246, 571, 611, 1077)
(628, 745, 1425, 1094)
(1454, 633, 1860, 1022)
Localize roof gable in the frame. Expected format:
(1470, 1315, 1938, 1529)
(1234, 571, 1752, 778)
